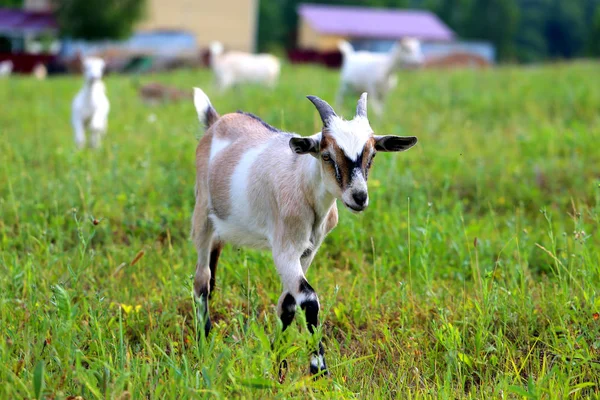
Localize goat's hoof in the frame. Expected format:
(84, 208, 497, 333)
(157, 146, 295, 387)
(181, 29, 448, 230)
(309, 364, 329, 378)
(278, 359, 288, 384)
(309, 354, 329, 378)
(204, 318, 212, 338)
(197, 317, 211, 339)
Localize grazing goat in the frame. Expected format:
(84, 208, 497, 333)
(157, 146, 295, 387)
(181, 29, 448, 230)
(138, 82, 190, 104)
(0, 60, 13, 77)
(209, 41, 280, 92)
(337, 38, 424, 116)
(191, 88, 417, 378)
(71, 57, 110, 149)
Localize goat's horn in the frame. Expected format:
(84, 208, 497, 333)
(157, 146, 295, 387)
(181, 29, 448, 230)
(356, 92, 368, 118)
(306, 95, 337, 127)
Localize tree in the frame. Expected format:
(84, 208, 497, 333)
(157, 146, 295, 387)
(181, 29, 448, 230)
(55, 0, 146, 40)
(589, 5, 600, 56)
(0, 0, 22, 6)
(464, 0, 520, 61)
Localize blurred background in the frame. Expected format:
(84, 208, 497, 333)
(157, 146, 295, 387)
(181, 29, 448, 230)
(1, 0, 599, 76)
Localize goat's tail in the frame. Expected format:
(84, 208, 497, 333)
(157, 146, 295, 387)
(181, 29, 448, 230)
(338, 40, 354, 57)
(193, 87, 219, 129)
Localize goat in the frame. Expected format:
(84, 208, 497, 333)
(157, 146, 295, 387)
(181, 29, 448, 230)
(32, 63, 47, 80)
(138, 82, 190, 105)
(209, 41, 280, 92)
(337, 38, 424, 116)
(191, 88, 417, 378)
(71, 57, 110, 149)
(0, 60, 13, 77)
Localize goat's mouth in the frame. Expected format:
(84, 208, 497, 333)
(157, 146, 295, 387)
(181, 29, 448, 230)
(343, 202, 367, 213)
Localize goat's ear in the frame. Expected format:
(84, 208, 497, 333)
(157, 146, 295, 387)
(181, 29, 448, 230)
(374, 135, 418, 152)
(289, 137, 319, 155)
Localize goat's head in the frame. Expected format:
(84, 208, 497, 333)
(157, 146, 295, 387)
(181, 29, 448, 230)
(290, 93, 417, 213)
(393, 38, 424, 68)
(83, 57, 105, 81)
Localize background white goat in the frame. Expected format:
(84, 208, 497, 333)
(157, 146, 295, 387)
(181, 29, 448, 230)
(337, 38, 424, 116)
(209, 41, 280, 92)
(191, 88, 417, 378)
(0, 60, 13, 77)
(71, 57, 110, 149)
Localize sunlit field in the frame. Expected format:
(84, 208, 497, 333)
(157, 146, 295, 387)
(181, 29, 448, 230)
(1, 62, 600, 399)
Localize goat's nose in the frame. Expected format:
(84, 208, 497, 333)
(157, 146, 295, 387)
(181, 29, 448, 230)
(352, 191, 368, 207)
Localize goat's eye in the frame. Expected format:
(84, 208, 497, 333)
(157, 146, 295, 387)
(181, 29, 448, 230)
(322, 153, 331, 162)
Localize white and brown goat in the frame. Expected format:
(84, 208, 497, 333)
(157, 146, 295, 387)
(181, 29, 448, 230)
(191, 88, 417, 377)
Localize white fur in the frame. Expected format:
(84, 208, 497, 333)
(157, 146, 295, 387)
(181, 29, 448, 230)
(71, 57, 110, 149)
(215, 141, 273, 248)
(209, 137, 230, 161)
(193, 87, 213, 127)
(337, 38, 424, 116)
(326, 115, 372, 160)
(0, 60, 13, 77)
(209, 41, 280, 92)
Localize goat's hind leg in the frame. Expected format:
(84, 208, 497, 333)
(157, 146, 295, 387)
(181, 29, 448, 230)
(192, 203, 215, 338)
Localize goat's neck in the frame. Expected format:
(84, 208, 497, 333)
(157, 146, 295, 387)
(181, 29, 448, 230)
(382, 48, 402, 77)
(83, 78, 104, 99)
(299, 154, 336, 223)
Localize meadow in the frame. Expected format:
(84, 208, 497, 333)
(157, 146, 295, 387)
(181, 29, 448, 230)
(1, 61, 600, 399)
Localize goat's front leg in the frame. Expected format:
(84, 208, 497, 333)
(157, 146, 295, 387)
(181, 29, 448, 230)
(72, 116, 86, 149)
(273, 250, 329, 377)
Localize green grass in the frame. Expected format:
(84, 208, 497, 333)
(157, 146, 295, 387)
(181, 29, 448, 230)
(1, 62, 600, 399)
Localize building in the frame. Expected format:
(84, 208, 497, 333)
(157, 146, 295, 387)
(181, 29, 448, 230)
(298, 3, 454, 52)
(138, 0, 258, 52)
(23, 0, 258, 52)
(294, 3, 494, 67)
(0, 8, 59, 72)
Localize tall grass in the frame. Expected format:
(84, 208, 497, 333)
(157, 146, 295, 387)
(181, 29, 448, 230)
(1, 62, 599, 399)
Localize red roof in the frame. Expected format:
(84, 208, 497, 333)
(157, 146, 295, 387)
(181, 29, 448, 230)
(298, 4, 454, 41)
(0, 8, 57, 34)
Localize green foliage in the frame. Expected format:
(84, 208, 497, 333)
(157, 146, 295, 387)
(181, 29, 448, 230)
(55, 0, 146, 40)
(1, 63, 600, 398)
(0, 0, 22, 7)
(589, 6, 600, 56)
(463, 0, 519, 60)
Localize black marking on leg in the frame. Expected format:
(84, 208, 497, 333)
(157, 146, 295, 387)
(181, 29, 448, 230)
(196, 287, 212, 338)
(300, 299, 319, 334)
(280, 293, 296, 331)
(299, 278, 314, 295)
(208, 245, 222, 298)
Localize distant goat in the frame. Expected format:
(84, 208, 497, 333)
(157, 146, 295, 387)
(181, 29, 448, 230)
(337, 38, 424, 116)
(138, 82, 190, 104)
(209, 41, 280, 91)
(71, 57, 110, 149)
(0, 60, 13, 77)
(191, 88, 417, 378)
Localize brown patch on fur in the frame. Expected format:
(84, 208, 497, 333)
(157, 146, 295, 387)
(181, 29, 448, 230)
(361, 138, 376, 177)
(193, 133, 214, 246)
(324, 203, 338, 233)
(203, 113, 281, 218)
